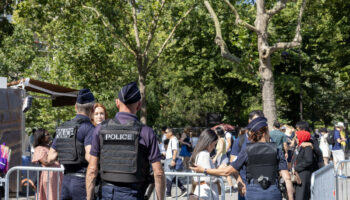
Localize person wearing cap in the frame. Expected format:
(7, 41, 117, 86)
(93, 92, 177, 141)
(192, 117, 294, 200)
(229, 110, 264, 200)
(86, 82, 165, 200)
(48, 88, 96, 200)
(331, 122, 347, 167)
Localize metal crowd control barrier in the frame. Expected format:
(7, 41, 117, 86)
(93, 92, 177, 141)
(335, 160, 350, 200)
(4, 165, 64, 200)
(310, 163, 335, 200)
(153, 172, 225, 200)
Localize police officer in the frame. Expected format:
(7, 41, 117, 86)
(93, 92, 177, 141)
(191, 117, 294, 200)
(48, 88, 95, 200)
(86, 82, 165, 200)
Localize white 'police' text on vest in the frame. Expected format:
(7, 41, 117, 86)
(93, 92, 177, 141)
(56, 128, 75, 138)
(105, 133, 134, 141)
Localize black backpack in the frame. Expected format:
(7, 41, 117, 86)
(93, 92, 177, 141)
(326, 130, 335, 145)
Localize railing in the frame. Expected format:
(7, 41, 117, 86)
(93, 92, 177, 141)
(335, 160, 350, 200)
(310, 163, 335, 200)
(4, 165, 64, 200)
(151, 171, 226, 200)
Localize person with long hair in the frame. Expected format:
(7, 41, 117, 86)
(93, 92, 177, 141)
(191, 117, 294, 200)
(189, 128, 219, 200)
(91, 103, 108, 126)
(212, 127, 228, 167)
(32, 129, 63, 200)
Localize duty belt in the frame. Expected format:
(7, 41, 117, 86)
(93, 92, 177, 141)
(249, 179, 276, 185)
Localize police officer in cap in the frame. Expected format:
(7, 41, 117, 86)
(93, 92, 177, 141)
(191, 117, 294, 200)
(86, 82, 165, 200)
(48, 89, 96, 200)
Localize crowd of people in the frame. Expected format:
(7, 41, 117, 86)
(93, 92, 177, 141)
(28, 82, 349, 200)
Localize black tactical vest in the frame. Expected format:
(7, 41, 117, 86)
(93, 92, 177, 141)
(55, 118, 90, 165)
(246, 142, 278, 182)
(99, 118, 149, 183)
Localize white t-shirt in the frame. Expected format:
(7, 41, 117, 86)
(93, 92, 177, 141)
(165, 136, 179, 159)
(225, 132, 232, 149)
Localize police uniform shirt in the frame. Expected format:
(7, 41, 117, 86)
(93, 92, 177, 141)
(51, 114, 95, 172)
(230, 133, 249, 183)
(230, 146, 288, 180)
(90, 112, 162, 164)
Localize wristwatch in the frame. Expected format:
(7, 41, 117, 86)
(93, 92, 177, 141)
(204, 168, 208, 175)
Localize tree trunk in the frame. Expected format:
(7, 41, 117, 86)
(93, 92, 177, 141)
(259, 56, 277, 130)
(256, 1, 277, 130)
(139, 73, 147, 124)
(136, 57, 147, 124)
(258, 36, 277, 130)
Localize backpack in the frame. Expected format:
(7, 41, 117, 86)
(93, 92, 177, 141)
(326, 130, 335, 145)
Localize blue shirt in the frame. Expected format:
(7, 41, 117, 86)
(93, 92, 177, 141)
(231, 145, 287, 180)
(332, 130, 342, 150)
(90, 112, 162, 163)
(51, 114, 95, 173)
(230, 133, 249, 182)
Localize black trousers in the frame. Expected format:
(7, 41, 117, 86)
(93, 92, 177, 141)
(166, 177, 185, 195)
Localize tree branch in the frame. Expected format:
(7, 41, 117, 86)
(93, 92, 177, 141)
(130, 0, 141, 52)
(269, 0, 307, 54)
(223, 0, 259, 33)
(148, 3, 197, 69)
(204, 1, 240, 63)
(82, 5, 137, 56)
(266, 0, 290, 17)
(143, 0, 166, 55)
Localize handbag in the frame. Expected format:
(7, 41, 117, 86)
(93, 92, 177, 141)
(291, 147, 302, 185)
(290, 170, 302, 185)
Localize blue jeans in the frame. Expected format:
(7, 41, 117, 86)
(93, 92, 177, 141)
(238, 193, 245, 200)
(245, 183, 281, 200)
(61, 175, 86, 200)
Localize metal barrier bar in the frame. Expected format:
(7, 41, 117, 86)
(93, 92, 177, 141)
(163, 172, 225, 200)
(310, 163, 335, 200)
(335, 160, 350, 200)
(4, 165, 64, 200)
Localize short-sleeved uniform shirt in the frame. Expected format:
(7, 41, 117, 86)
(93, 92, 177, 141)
(231, 145, 287, 181)
(231, 133, 249, 182)
(51, 114, 95, 173)
(90, 112, 162, 164)
(269, 130, 287, 150)
(332, 130, 342, 150)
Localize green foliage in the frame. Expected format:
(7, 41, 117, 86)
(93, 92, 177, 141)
(1, 0, 350, 132)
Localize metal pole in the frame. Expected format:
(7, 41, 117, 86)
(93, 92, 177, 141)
(175, 176, 178, 200)
(186, 176, 189, 199)
(57, 172, 60, 200)
(16, 169, 19, 200)
(197, 176, 200, 200)
(36, 171, 39, 200)
(26, 170, 29, 199)
(47, 171, 50, 200)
